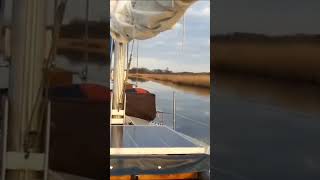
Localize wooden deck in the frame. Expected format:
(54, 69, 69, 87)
(111, 172, 200, 180)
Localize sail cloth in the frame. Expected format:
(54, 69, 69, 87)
(110, 0, 197, 43)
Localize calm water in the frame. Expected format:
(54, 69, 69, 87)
(128, 78, 211, 144)
(213, 72, 320, 180)
(1, 54, 210, 145)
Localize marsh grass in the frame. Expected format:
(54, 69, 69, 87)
(212, 40, 320, 83)
(129, 73, 210, 88)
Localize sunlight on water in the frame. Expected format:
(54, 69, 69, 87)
(128, 79, 210, 144)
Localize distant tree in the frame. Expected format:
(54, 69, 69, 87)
(152, 69, 163, 74)
(129, 67, 151, 74)
(129, 67, 176, 74)
(164, 67, 172, 74)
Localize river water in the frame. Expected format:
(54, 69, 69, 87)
(213, 72, 320, 180)
(128, 78, 211, 144)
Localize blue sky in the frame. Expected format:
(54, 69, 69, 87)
(134, 0, 210, 73)
(2, 0, 210, 73)
(213, 0, 320, 35)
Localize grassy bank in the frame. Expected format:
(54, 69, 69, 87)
(212, 39, 320, 83)
(129, 73, 210, 88)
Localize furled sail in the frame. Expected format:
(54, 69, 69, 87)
(110, 0, 197, 43)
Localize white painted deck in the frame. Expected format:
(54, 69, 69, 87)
(110, 125, 209, 155)
(126, 116, 150, 125)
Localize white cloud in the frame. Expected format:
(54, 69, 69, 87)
(187, 8, 210, 17)
(173, 22, 182, 29)
(187, 3, 210, 17)
(191, 53, 201, 58)
(136, 56, 210, 73)
(136, 57, 177, 70)
(133, 1, 210, 73)
(149, 40, 165, 47)
(202, 7, 210, 16)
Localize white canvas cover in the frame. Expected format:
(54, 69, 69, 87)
(110, 125, 210, 176)
(110, 0, 197, 43)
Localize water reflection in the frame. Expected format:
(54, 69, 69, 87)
(216, 72, 320, 115)
(128, 77, 210, 97)
(127, 76, 149, 83)
(129, 79, 210, 144)
(213, 72, 320, 180)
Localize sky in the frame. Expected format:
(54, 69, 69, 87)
(3, 0, 320, 72)
(136, 1, 210, 73)
(1, 0, 210, 73)
(213, 0, 320, 35)
(57, 0, 210, 73)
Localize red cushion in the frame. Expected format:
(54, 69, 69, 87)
(80, 84, 110, 101)
(133, 88, 149, 94)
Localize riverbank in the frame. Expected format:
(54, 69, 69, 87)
(129, 73, 210, 88)
(212, 37, 320, 84)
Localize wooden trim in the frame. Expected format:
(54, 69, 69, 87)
(137, 172, 199, 180)
(111, 173, 199, 180)
(110, 175, 133, 180)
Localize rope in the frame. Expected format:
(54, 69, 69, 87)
(135, 40, 139, 87)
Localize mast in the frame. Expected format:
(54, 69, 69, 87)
(111, 42, 127, 124)
(110, 0, 196, 124)
(6, 0, 47, 179)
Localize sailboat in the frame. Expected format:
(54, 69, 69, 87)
(0, 0, 210, 179)
(110, 0, 210, 179)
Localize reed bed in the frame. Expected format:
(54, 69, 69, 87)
(130, 73, 210, 88)
(212, 40, 320, 83)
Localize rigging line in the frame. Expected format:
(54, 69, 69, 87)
(83, 0, 89, 81)
(127, 40, 135, 70)
(175, 15, 186, 59)
(135, 40, 139, 87)
(175, 112, 208, 126)
(126, 43, 129, 67)
(179, 14, 185, 54)
(110, 39, 114, 66)
(183, 14, 186, 51)
(125, 40, 135, 83)
(24, 0, 69, 153)
(127, 43, 129, 64)
(125, 43, 129, 82)
(126, 43, 129, 71)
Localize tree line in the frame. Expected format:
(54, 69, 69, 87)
(129, 67, 172, 74)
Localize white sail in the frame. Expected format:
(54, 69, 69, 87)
(110, 0, 197, 43)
